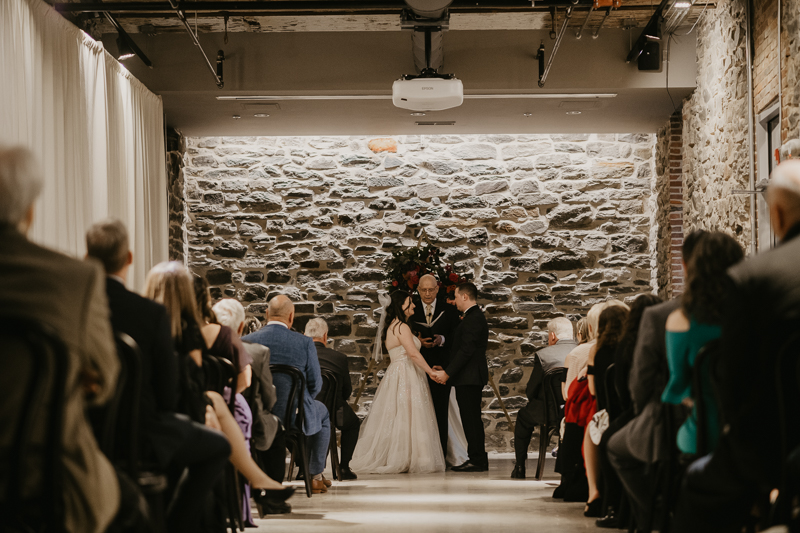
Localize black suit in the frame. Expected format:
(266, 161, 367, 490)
(411, 298, 459, 456)
(672, 225, 800, 532)
(314, 341, 361, 468)
(445, 305, 490, 467)
(105, 278, 230, 532)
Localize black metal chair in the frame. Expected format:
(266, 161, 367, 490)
(0, 317, 69, 533)
(270, 364, 313, 498)
(203, 354, 244, 532)
(320, 369, 343, 481)
(534, 366, 567, 481)
(769, 331, 800, 529)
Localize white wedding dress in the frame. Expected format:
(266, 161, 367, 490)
(350, 336, 448, 474)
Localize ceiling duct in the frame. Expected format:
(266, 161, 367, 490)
(403, 0, 452, 73)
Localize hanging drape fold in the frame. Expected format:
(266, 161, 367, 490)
(1, 0, 168, 291)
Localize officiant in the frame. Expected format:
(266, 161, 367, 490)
(412, 274, 460, 457)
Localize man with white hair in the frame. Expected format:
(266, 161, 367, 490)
(0, 147, 121, 532)
(671, 160, 800, 531)
(511, 317, 578, 479)
(305, 317, 361, 480)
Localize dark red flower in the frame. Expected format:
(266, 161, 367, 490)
(449, 272, 458, 282)
(392, 280, 399, 287)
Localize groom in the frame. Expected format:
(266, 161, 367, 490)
(412, 274, 459, 457)
(432, 282, 490, 472)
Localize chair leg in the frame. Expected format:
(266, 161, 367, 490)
(535, 424, 548, 481)
(287, 442, 296, 482)
(330, 428, 341, 481)
(298, 437, 312, 498)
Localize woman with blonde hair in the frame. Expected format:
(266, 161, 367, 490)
(144, 262, 294, 509)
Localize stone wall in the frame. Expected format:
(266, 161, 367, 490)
(754, 0, 780, 115)
(181, 133, 659, 452)
(167, 129, 187, 263)
(654, 122, 672, 299)
(782, 0, 800, 140)
(681, 0, 752, 252)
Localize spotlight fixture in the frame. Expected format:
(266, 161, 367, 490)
(410, 112, 427, 116)
(232, 115, 241, 119)
(523, 113, 533, 117)
(116, 36, 135, 61)
(566, 111, 582, 115)
(253, 113, 270, 118)
(674, 1, 691, 7)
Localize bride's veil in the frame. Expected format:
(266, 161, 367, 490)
(372, 292, 392, 363)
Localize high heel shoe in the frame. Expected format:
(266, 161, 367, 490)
(252, 486, 295, 506)
(584, 498, 603, 518)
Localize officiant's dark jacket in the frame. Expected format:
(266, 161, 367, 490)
(445, 305, 489, 387)
(410, 297, 460, 369)
(518, 340, 577, 424)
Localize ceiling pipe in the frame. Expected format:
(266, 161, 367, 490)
(538, 5, 572, 87)
(165, 0, 224, 87)
(592, 7, 613, 38)
(57, 1, 714, 15)
(575, 4, 594, 39)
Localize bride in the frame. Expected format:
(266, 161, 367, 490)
(350, 291, 453, 474)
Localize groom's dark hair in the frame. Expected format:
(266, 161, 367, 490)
(455, 282, 478, 302)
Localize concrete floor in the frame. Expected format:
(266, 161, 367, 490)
(251, 454, 594, 533)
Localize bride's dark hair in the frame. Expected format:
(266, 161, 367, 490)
(381, 291, 413, 344)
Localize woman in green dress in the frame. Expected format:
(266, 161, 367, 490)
(661, 231, 744, 455)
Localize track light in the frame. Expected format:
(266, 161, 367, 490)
(116, 36, 135, 61)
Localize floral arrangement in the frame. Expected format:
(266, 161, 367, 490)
(384, 243, 466, 294)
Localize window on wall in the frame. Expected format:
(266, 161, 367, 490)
(756, 103, 781, 252)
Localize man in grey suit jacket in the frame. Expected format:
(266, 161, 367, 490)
(243, 295, 332, 494)
(0, 147, 121, 533)
(606, 231, 704, 527)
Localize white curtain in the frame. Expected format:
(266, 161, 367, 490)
(0, 0, 168, 291)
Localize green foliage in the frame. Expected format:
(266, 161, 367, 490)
(384, 243, 465, 295)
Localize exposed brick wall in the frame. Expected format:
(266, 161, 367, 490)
(753, 0, 780, 114)
(668, 114, 685, 295)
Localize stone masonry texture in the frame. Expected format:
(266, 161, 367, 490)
(180, 133, 661, 452)
(680, 0, 753, 252)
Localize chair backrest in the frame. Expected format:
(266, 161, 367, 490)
(204, 355, 237, 395)
(692, 338, 722, 457)
(320, 369, 340, 414)
(0, 317, 68, 530)
(270, 365, 306, 432)
(112, 333, 143, 480)
(604, 363, 618, 417)
(542, 366, 567, 425)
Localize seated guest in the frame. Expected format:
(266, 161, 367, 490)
(575, 317, 589, 345)
(243, 296, 332, 494)
(563, 303, 608, 400)
(144, 262, 294, 507)
(0, 146, 138, 533)
(661, 232, 743, 454)
(305, 317, 362, 481)
(584, 305, 629, 518)
(594, 293, 663, 528)
(672, 161, 800, 532)
(606, 231, 705, 528)
(86, 220, 231, 533)
(511, 317, 577, 478)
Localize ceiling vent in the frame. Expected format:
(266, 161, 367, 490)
(415, 120, 456, 126)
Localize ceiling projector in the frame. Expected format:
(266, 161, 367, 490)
(392, 73, 463, 112)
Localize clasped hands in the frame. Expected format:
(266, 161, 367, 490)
(430, 365, 449, 385)
(418, 334, 444, 349)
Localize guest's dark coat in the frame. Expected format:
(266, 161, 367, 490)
(105, 278, 189, 465)
(517, 340, 577, 425)
(445, 305, 489, 387)
(314, 341, 358, 428)
(716, 224, 800, 487)
(410, 297, 460, 369)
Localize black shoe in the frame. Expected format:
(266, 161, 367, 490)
(595, 513, 619, 529)
(295, 471, 305, 481)
(552, 484, 565, 499)
(451, 460, 488, 472)
(252, 486, 295, 507)
(510, 465, 526, 479)
(339, 467, 358, 481)
(584, 498, 603, 518)
(257, 499, 292, 515)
